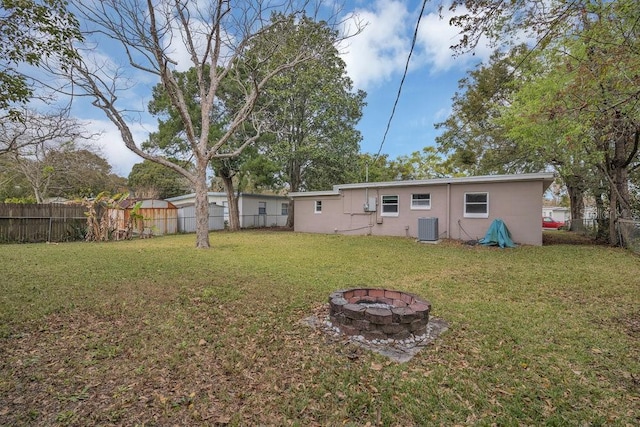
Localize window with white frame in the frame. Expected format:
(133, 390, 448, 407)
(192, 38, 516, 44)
(281, 203, 289, 216)
(314, 200, 322, 213)
(464, 192, 489, 218)
(258, 201, 267, 215)
(381, 195, 399, 216)
(411, 193, 431, 210)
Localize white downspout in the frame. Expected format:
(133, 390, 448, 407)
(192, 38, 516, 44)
(446, 183, 451, 239)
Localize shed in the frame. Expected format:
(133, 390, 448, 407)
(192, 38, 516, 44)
(111, 199, 178, 236)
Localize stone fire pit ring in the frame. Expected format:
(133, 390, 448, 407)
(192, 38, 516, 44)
(328, 288, 431, 341)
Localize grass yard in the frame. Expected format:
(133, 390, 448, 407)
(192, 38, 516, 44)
(0, 230, 638, 426)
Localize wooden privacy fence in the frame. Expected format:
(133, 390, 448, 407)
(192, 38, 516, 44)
(0, 204, 87, 243)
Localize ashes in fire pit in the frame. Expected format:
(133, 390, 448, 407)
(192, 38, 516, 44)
(328, 288, 431, 341)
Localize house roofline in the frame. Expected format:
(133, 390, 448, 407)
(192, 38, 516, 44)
(289, 173, 556, 198)
(166, 192, 288, 202)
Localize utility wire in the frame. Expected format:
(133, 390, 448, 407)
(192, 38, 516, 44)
(373, 0, 429, 161)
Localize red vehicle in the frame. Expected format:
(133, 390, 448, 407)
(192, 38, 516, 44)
(542, 217, 565, 229)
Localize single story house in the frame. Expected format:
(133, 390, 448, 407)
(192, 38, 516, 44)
(542, 206, 570, 223)
(166, 192, 290, 228)
(289, 173, 555, 246)
(175, 203, 225, 233)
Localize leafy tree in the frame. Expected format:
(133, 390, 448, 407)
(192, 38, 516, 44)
(142, 15, 363, 230)
(500, 0, 640, 242)
(434, 45, 592, 229)
(435, 45, 544, 175)
(349, 153, 396, 183)
(209, 154, 254, 231)
(46, 148, 126, 199)
(439, 0, 640, 243)
(60, 0, 359, 248)
(389, 147, 454, 180)
(445, 0, 588, 55)
(144, 65, 266, 231)
(128, 160, 192, 200)
(256, 16, 365, 226)
(0, 0, 81, 118)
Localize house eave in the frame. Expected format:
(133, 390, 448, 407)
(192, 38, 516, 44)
(289, 173, 556, 198)
(288, 190, 342, 198)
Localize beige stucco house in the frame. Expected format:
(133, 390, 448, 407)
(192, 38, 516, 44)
(289, 173, 555, 246)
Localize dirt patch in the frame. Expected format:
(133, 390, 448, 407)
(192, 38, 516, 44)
(616, 311, 640, 339)
(542, 231, 601, 246)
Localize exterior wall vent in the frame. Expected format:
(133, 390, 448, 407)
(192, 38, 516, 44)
(418, 217, 438, 241)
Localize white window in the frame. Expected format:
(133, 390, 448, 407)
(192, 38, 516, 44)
(314, 200, 322, 213)
(258, 201, 266, 215)
(464, 192, 489, 218)
(411, 193, 431, 210)
(281, 203, 289, 216)
(381, 195, 399, 216)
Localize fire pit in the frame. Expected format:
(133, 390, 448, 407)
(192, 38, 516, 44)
(328, 288, 431, 341)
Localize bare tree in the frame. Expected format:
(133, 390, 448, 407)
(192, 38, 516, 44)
(54, 0, 360, 248)
(1, 108, 88, 202)
(0, 108, 83, 157)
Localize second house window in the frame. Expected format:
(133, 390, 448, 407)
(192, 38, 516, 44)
(411, 193, 431, 209)
(464, 192, 489, 218)
(381, 195, 399, 216)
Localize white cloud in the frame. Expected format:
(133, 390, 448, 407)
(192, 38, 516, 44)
(339, 0, 411, 91)
(416, 7, 492, 74)
(433, 106, 452, 123)
(339, 1, 498, 91)
(82, 119, 149, 177)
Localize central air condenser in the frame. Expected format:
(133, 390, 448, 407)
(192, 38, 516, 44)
(418, 217, 438, 241)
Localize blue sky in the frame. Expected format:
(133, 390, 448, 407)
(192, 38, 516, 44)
(79, 0, 491, 177)
(340, 0, 489, 159)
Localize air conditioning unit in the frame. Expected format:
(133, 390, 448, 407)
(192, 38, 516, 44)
(418, 217, 438, 241)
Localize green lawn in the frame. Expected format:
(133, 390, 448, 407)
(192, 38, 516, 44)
(1, 231, 638, 426)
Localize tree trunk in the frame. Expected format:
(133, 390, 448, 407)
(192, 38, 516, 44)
(594, 185, 608, 242)
(194, 165, 210, 249)
(565, 177, 585, 232)
(286, 199, 294, 228)
(287, 158, 301, 228)
(221, 173, 240, 231)
(608, 182, 618, 245)
(606, 124, 634, 245)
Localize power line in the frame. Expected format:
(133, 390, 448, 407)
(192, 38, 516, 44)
(373, 0, 429, 161)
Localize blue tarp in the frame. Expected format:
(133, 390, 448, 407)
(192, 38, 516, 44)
(479, 218, 516, 248)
